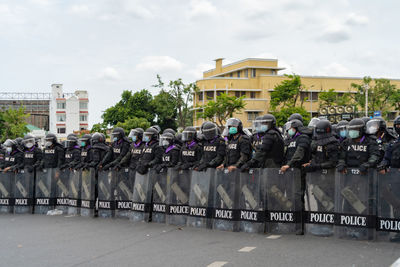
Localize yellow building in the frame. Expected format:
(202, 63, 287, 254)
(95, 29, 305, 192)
(193, 58, 400, 128)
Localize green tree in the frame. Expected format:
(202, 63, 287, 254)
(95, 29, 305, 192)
(270, 74, 305, 109)
(271, 106, 311, 127)
(151, 90, 178, 130)
(197, 93, 246, 128)
(0, 107, 29, 142)
(91, 122, 108, 136)
(115, 117, 151, 134)
(319, 88, 353, 107)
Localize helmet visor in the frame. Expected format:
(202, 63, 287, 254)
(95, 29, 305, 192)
(182, 131, 196, 142)
(202, 126, 218, 140)
(365, 119, 380, 135)
(226, 118, 240, 128)
(159, 134, 173, 147)
(252, 119, 271, 133)
(22, 138, 35, 148)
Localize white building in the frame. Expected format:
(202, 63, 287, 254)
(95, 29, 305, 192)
(49, 84, 89, 139)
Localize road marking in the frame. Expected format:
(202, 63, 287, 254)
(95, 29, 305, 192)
(207, 261, 228, 267)
(391, 257, 400, 267)
(238, 246, 256, 252)
(266, 235, 281, 239)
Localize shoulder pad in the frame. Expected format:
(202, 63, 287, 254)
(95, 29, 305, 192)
(240, 134, 250, 141)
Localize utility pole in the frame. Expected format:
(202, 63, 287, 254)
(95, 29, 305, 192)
(364, 84, 369, 117)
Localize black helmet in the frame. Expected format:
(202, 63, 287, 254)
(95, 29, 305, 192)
(365, 117, 386, 135)
(308, 117, 320, 129)
(163, 128, 176, 136)
(23, 134, 36, 149)
(175, 132, 183, 146)
(253, 114, 276, 133)
(65, 135, 78, 148)
(91, 132, 105, 145)
(285, 119, 303, 130)
(67, 133, 77, 139)
(15, 137, 23, 148)
(393, 116, 400, 135)
(361, 117, 371, 124)
(226, 118, 243, 135)
(3, 139, 16, 152)
(348, 118, 365, 139)
(201, 121, 218, 140)
(289, 113, 304, 123)
(111, 127, 125, 141)
(79, 134, 92, 147)
(128, 128, 144, 142)
(160, 132, 175, 148)
(45, 133, 57, 147)
(143, 127, 158, 143)
(314, 120, 332, 137)
(151, 125, 162, 134)
(182, 126, 197, 142)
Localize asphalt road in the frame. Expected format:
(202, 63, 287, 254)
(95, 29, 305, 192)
(0, 214, 399, 267)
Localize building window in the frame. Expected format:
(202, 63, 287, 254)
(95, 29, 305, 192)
(206, 91, 214, 99)
(80, 115, 88, 121)
(217, 90, 224, 97)
(80, 127, 87, 131)
(301, 92, 319, 101)
(310, 92, 319, 101)
(250, 92, 256, 99)
(57, 114, 66, 122)
(235, 91, 246, 98)
(237, 71, 241, 78)
(230, 73, 233, 77)
(57, 128, 66, 134)
(57, 102, 66, 109)
(251, 69, 256, 77)
(244, 69, 248, 78)
(247, 112, 259, 121)
(79, 102, 88, 109)
(198, 92, 203, 101)
(271, 70, 276, 75)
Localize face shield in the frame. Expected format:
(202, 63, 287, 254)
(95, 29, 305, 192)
(3, 139, 13, 153)
(252, 119, 272, 133)
(348, 125, 363, 139)
(308, 118, 320, 129)
(111, 131, 122, 142)
(202, 126, 218, 140)
(365, 119, 380, 135)
(128, 130, 140, 142)
(23, 138, 36, 149)
(159, 135, 173, 147)
(182, 131, 196, 142)
(143, 132, 154, 143)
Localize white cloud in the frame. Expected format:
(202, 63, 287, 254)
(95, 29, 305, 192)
(68, 4, 91, 16)
(318, 23, 351, 43)
(317, 62, 352, 76)
(187, 0, 217, 19)
(0, 4, 26, 25)
(98, 67, 121, 81)
(346, 12, 369, 26)
(186, 63, 214, 79)
(29, 0, 51, 6)
(122, 0, 155, 19)
(136, 56, 184, 72)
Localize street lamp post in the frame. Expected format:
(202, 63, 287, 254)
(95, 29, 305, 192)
(364, 84, 369, 117)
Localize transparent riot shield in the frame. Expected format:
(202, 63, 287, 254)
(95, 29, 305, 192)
(212, 169, 240, 232)
(152, 170, 168, 224)
(55, 169, 70, 214)
(130, 171, 153, 222)
(334, 168, 376, 240)
(115, 168, 133, 219)
(98, 170, 116, 218)
(0, 172, 14, 213)
(80, 168, 96, 217)
(376, 169, 400, 242)
(13, 169, 34, 214)
(187, 169, 215, 229)
(238, 169, 265, 233)
(34, 168, 56, 214)
(68, 170, 81, 215)
(166, 169, 191, 226)
(265, 168, 303, 234)
(305, 169, 336, 237)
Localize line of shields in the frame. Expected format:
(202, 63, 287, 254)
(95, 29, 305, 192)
(0, 167, 399, 242)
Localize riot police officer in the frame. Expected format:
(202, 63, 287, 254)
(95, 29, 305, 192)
(217, 118, 251, 172)
(0, 143, 5, 170)
(303, 120, 339, 172)
(2, 139, 24, 173)
(21, 134, 43, 173)
(337, 118, 380, 173)
(154, 132, 180, 173)
(102, 127, 130, 170)
(366, 117, 396, 161)
(289, 113, 304, 123)
(241, 114, 284, 170)
(88, 133, 113, 169)
(41, 133, 65, 169)
(280, 119, 311, 172)
(136, 127, 162, 175)
(194, 121, 226, 171)
(175, 126, 202, 170)
(336, 120, 349, 143)
(118, 128, 145, 171)
(379, 116, 400, 172)
(75, 134, 92, 170)
(60, 135, 81, 170)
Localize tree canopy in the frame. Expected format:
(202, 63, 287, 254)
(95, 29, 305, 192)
(0, 107, 29, 142)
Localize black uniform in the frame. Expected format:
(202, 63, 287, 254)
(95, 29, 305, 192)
(225, 134, 251, 168)
(4, 150, 24, 171)
(196, 137, 226, 171)
(119, 141, 145, 171)
(136, 140, 162, 175)
(176, 141, 202, 170)
(41, 144, 65, 169)
(23, 146, 43, 173)
(155, 144, 180, 173)
(0, 148, 5, 169)
(106, 139, 130, 169)
(61, 145, 81, 170)
(307, 135, 339, 171)
(91, 143, 113, 169)
(284, 132, 311, 168)
(75, 145, 93, 170)
(379, 136, 400, 169)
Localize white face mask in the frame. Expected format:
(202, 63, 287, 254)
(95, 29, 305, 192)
(6, 147, 12, 153)
(45, 141, 52, 148)
(25, 143, 34, 149)
(162, 140, 170, 147)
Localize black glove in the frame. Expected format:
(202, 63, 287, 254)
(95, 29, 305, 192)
(113, 163, 121, 171)
(181, 163, 192, 170)
(26, 166, 34, 173)
(136, 164, 148, 175)
(174, 165, 182, 171)
(102, 164, 112, 171)
(240, 163, 250, 173)
(337, 164, 346, 173)
(154, 165, 163, 173)
(359, 163, 368, 174)
(196, 163, 208, 172)
(304, 164, 317, 173)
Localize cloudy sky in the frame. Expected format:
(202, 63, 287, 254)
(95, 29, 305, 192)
(0, 0, 399, 126)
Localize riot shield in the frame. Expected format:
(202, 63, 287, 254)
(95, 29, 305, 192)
(97, 170, 116, 218)
(264, 168, 303, 234)
(68, 170, 81, 215)
(212, 169, 240, 232)
(334, 168, 376, 240)
(376, 169, 400, 242)
(55, 169, 70, 214)
(305, 169, 336, 237)
(115, 168, 133, 219)
(187, 169, 215, 229)
(166, 169, 191, 226)
(80, 168, 96, 217)
(0, 172, 14, 213)
(13, 169, 34, 214)
(34, 168, 56, 214)
(130, 171, 153, 222)
(238, 169, 265, 233)
(151, 170, 168, 224)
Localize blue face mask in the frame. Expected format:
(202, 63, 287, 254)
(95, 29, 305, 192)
(80, 141, 86, 147)
(288, 128, 296, 137)
(113, 137, 118, 142)
(131, 136, 137, 142)
(260, 125, 268, 133)
(348, 130, 360, 139)
(339, 130, 347, 138)
(143, 136, 150, 143)
(229, 127, 238, 135)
